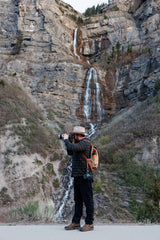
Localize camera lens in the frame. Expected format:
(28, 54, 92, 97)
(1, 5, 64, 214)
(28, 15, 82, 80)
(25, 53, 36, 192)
(58, 134, 63, 139)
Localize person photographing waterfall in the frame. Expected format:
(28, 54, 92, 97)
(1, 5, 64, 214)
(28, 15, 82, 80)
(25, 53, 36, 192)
(63, 126, 94, 232)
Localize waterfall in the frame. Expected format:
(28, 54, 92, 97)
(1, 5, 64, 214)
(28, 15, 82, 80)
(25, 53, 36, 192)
(83, 67, 102, 122)
(88, 123, 96, 137)
(73, 28, 80, 59)
(55, 158, 73, 222)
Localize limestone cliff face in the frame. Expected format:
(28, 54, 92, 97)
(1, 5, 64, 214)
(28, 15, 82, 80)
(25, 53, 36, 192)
(1, 0, 160, 124)
(0, 0, 160, 222)
(0, 0, 85, 127)
(80, 0, 160, 114)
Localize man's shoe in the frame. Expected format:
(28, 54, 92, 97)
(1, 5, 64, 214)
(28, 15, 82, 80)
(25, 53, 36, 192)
(65, 223, 80, 230)
(79, 224, 94, 232)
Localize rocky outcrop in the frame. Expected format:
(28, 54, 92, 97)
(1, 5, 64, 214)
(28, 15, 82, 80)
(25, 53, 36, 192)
(1, 0, 160, 123)
(0, 0, 86, 126)
(136, 136, 160, 166)
(79, 0, 160, 114)
(0, 0, 160, 222)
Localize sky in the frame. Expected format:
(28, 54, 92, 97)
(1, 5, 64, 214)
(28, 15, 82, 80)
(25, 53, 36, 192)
(62, 0, 108, 13)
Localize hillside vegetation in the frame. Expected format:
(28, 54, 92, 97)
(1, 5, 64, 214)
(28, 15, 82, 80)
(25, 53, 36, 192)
(93, 89, 160, 223)
(0, 80, 59, 157)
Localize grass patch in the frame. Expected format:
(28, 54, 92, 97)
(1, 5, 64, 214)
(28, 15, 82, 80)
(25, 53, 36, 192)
(99, 135, 110, 146)
(8, 200, 54, 222)
(93, 180, 105, 193)
(153, 79, 160, 96)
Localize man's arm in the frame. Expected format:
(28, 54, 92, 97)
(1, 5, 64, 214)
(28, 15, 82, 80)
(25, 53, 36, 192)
(64, 139, 87, 152)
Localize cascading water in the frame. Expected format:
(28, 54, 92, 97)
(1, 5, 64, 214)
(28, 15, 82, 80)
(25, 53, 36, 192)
(83, 67, 102, 122)
(88, 123, 96, 137)
(55, 158, 73, 222)
(73, 28, 80, 59)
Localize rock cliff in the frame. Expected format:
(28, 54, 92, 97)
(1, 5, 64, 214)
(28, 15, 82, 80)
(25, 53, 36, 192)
(1, 0, 160, 123)
(0, 0, 160, 223)
(80, 0, 160, 114)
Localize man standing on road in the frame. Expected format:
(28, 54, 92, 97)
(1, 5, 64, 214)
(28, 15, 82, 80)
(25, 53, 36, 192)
(63, 126, 94, 232)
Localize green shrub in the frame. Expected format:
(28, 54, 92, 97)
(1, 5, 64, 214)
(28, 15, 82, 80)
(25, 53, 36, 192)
(153, 79, 160, 96)
(43, 163, 56, 176)
(94, 180, 105, 193)
(11, 34, 23, 55)
(9, 201, 39, 221)
(69, 14, 77, 22)
(119, 160, 153, 188)
(146, 175, 160, 208)
(145, 28, 149, 34)
(0, 187, 13, 206)
(33, 158, 43, 165)
(116, 41, 121, 55)
(0, 80, 5, 87)
(99, 135, 110, 145)
(53, 178, 60, 188)
(137, 176, 160, 223)
(137, 200, 160, 223)
(9, 200, 54, 222)
(77, 16, 83, 25)
(127, 44, 132, 53)
(59, 7, 64, 14)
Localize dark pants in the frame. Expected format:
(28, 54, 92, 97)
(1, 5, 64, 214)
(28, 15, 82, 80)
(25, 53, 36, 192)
(72, 176, 94, 225)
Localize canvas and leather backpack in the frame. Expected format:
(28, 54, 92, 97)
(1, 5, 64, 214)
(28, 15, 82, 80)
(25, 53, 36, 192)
(83, 142, 100, 172)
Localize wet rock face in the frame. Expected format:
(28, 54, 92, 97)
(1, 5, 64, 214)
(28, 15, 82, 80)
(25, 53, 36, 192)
(1, 0, 160, 124)
(79, 0, 160, 112)
(0, 0, 160, 124)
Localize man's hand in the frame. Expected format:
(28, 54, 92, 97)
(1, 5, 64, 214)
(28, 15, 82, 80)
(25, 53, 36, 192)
(63, 134, 69, 140)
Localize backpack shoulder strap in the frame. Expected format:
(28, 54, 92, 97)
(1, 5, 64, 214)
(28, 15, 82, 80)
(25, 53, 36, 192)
(81, 139, 93, 172)
(82, 153, 93, 172)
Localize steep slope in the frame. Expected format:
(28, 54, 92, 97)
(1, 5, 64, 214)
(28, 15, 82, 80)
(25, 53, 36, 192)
(93, 90, 160, 223)
(0, 79, 63, 222)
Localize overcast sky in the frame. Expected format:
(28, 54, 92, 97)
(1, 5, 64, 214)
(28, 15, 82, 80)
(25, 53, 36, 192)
(62, 0, 108, 13)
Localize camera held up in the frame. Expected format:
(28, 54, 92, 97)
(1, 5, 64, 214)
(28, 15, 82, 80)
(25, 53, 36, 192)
(58, 134, 74, 143)
(58, 134, 64, 140)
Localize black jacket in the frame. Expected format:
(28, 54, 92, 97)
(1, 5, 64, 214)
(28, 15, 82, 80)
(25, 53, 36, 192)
(64, 138, 91, 177)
